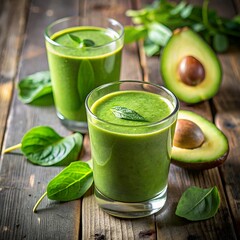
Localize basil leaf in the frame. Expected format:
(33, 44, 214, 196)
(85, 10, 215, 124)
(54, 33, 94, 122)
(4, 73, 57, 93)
(111, 106, 148, 122)
(47, 161, 93, 201)
(21, 126, 83, 166)
(18, 71, 53, 106)
(175, 186, 220, 221)
(83, 39, 95, 47)
(68, 34, 82, 44)
(78, 60, 95, 103)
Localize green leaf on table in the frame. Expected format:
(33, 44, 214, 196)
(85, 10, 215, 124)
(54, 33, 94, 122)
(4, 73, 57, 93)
(180, 4, 193, 19)
(148, 22, 172, 47)
(47, 161, 93, 201)
(144, 41, 160, 56)
(124, 25, 148, 44)
(21, 126, 83, 166)
(170, 1, 187, 15)
(175, 186, 220, 221)
(33, 161, 93, 212)
(111, 106, 148, 122)
(78, 60, 95, 103)
(18, 71, 53, 106)
(212, 33, 229, 53)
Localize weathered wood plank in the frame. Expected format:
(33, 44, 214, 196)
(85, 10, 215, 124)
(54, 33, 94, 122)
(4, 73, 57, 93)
(214, 48, 240, 238)
(0, 154, 80, 240)
(0, 0, 29, 153)
(1, 0, 82, 239)
(80, 0, 156, 239)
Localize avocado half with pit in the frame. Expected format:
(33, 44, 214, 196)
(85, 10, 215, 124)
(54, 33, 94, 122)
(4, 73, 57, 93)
(161, 28, 222, 104)
(171, 110, 229, 170)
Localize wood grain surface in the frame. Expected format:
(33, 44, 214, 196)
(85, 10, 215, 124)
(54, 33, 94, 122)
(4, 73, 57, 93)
(0, 0, 239, 239)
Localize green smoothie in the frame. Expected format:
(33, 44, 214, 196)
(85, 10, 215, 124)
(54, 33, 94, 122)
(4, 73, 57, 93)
(88, 90, 176, 202)
(46, 26, 123, 121)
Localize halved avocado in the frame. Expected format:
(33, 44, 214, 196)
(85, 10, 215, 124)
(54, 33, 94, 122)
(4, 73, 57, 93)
(171, 110, 229, 170)
(161, 28, 222, 104)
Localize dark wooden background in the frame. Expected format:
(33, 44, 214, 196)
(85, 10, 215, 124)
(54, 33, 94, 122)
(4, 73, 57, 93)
(0, 0, 240, 239)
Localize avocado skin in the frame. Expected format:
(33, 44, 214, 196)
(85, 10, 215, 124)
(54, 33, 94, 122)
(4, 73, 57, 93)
(161, 28, 222, 104)
(171, 110, 229, 170)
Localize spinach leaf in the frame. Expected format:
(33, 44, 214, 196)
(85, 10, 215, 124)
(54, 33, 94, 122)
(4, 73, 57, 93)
(124, 25, 148, 44)
(111, 106, 148, 122)
(33, 161, 93, 212)
(47, 161, 93, 201)
(20, 126, 83, 166)
(18, 71, 53, 106)
(213, 33, 229, 53)
(78, 60, 95, 103)
(175, 186, 220, 221)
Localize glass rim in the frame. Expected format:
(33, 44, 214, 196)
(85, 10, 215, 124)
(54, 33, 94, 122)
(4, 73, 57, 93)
(44, 16, 124, 50)
(85, 80, 179, 129)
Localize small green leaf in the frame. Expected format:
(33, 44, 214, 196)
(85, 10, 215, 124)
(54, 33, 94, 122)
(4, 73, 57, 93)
(124, 25, 148, 44)
(180, 4, 193, 19)
(21, 126, 83, 166)
(148, 22, 172, 47)
(47, 161, 93, 201)
(78, 60, 95, 103)
(175, 186, 220, 221)
(213, 34, 229, 53)
(68, 34, 82, 44)
(111, 106, 148, 122)
(83, 39, 95, 47)
(144, 41, 160, 56)
(18, 71, 53, 106)
(33, 161, 93, 212)
(170, 1, 187, 15)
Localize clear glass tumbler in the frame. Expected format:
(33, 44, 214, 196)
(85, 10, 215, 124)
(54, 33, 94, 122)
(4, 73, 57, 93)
(86, 81, 179, 218)
(45, 16, 124, 133)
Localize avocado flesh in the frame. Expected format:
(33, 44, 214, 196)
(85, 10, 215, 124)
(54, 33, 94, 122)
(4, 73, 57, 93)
(171, 110, 229, 170)
(161, 28, 222, 104)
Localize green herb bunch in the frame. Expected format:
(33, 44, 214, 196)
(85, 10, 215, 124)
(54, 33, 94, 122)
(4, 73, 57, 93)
(125, 0, 240, 55)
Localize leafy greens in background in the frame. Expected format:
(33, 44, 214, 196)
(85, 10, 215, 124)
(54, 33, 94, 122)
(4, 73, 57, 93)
(33, 161, 93, 212)
(125, 0, 240, 56)
(18, 71, 54, 106)
(175, 186, 220, 221)
(4, 126, 83, 166)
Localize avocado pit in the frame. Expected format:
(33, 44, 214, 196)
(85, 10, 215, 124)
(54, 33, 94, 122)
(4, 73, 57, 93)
(173, 119, 205, 149)
(178, 56, 205, 86)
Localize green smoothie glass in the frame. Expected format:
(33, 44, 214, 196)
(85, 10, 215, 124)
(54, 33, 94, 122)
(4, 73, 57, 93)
(86, 81, 179, 218)
(45, 16, 124, 133)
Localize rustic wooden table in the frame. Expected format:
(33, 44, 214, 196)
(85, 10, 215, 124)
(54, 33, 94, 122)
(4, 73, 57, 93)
(0, 0, 240, 239)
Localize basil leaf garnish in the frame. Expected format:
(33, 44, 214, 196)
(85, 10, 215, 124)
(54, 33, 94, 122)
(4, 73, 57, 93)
(175, 186, 220, 221)
(18, 71, 53, 106)
(68, 33, 82, 44)
(83, 39, 95, 47)
(68, 34, 95, 47)
(33, 161, 93, 212)
(111, 106, 148, 122)
(21, 126, 83, 166)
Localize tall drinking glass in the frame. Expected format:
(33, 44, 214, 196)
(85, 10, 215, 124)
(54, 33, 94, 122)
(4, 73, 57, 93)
(86, 81, 179, 218)
(45, 16, 124, 133)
